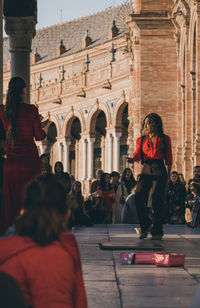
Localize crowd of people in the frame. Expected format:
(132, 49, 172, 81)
(0, 77, 200, 307)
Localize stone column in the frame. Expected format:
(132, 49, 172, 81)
(63, 140, 71, 172)
(107, 132, 113, 173)
(57, 140, 63, 162)
(113, 132, 122, 172)
(4, 16, 37, 102)
(81, 138, 87, 180)
(87, 137, 95, 179)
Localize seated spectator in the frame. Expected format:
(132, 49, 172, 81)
(186, 182, 200, 228)
(40, 153, 52, 174)
(110, 171, 128, 223)
(67, 181, 92, 227)
(54, 161, 64, 177)
(0, 174, 88, 308)
(165, 171, 186, 224)
(97, 173, 115, 223)
(91, 168, 104, 193)
(85, 190, 105, 224)
(187, 166, 200, 194)
(121, 168, 137, 195)
(0, 271, 27, 308)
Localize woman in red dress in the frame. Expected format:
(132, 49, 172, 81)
(0, 77, 47, 233)
(127, 113, 172, 240)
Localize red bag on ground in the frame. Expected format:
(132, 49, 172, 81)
(154, 253, 185, 267)
(134, 252, 158, 264)
(120, 252, 135, 265)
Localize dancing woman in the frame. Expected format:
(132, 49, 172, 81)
(127, 113, 172, 240)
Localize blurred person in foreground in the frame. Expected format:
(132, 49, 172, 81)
(0, 174, 87, 308)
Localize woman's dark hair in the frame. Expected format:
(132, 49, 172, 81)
(6, 77, 26, 145)
(121, 168, 136, 184)
(141, 113, 166, 160)
(190, 182, 200, 194)
(99, 173, 112, 191)
(15, 174, 68, 246)
(54, 161, 64, 174)
(170, 171, 180, 183)
(110, 171, 120, 179)
(72, 180, 84, 205)
(40, 153, 50, 163)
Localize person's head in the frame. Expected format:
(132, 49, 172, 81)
(72, 181, 82, 194)
(99, 173, 111, 190)
(96, 168, 104, 180)
(194, 166, 200, 179)
(121, 168, 135, 182)
(170, 171, 180, 184)
(54, 161, 64, 174)
(190, 182, 200, 195)
(57, 172, 71, 194)
(40, 153, 50, 165)
(110, 171, 120, 183)
(178, 173, 185, 183)
(6, 77, 26, 145)
(141, 113, 164, 136)
(15, 174, 70, 246)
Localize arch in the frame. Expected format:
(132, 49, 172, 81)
(112, 99, 128, 128)
(87, 102, 111, 134)
(45, 114, 60, 137)
(62, 109, 85, 137)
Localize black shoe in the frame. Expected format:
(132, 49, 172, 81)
(139, 225, 152, 240)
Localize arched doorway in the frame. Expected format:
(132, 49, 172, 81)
(92, 110, 107, 173)
(46, 122, 57, 167)
(69, 117, 81, 177)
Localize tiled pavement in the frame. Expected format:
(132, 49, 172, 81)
(73, 224, 200, 308)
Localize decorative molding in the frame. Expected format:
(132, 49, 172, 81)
(81, 107, 90, 126)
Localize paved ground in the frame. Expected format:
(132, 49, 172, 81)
(73, 224, 200, 308)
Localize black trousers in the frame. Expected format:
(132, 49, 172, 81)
(134, 160, 167, 235)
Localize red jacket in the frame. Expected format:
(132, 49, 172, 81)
(0, 232, 87, 308)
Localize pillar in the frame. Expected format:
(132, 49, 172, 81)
(87, 137, 95, 179)
(63, 140, 71, 172)
(107, 132, 113, 173)
(4, 16, 37, 102)
(81, 138, 87, 180)
(113, 132, 122, 172)
(57, 140, 63, 162)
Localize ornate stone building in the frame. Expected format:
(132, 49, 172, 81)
(2, 0, 200, 192)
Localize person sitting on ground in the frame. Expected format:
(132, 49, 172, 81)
(0, 174, 88, 308)
(85, 190, 105, 224)
(67, 181, 92, 227)
(185, 182, 200, 228)
(90, 168, 104, 193)
(40, 153, 52, 174)
(121, 168, 137, 195)
(97, 173, 115, 223)
(178, 172, 186, 187)
(187, 166, 200, 194)
(165, 171, 186, 224)
(110, 171, 128, 224)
